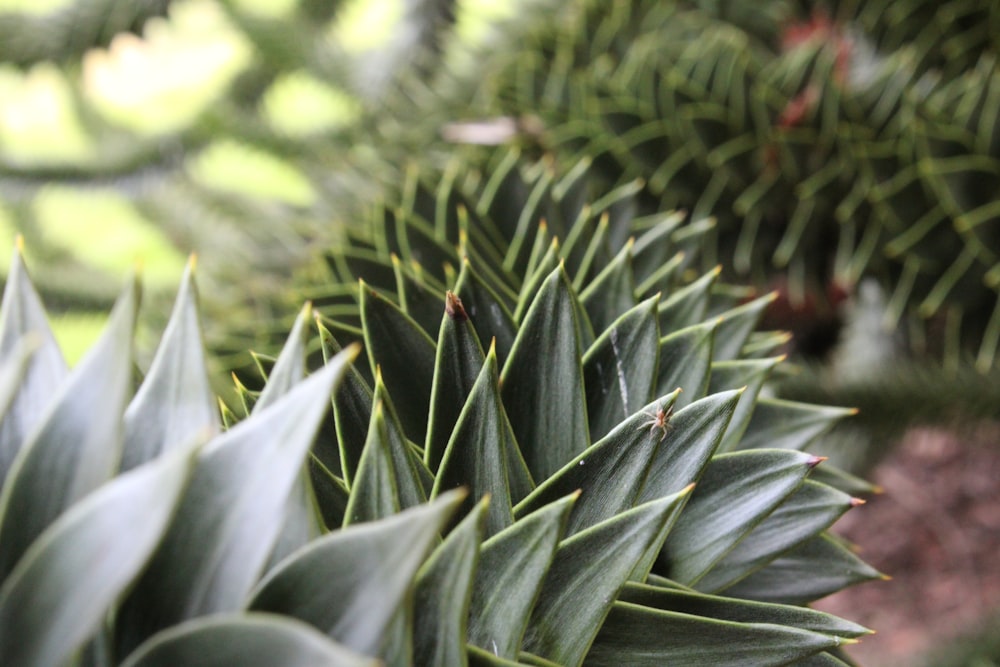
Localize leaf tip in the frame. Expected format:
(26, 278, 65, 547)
(14, 234, 24, 254)
(850, 497, 867, 507)
(806, 455, 828, 469)
(445, 291, 468, 321)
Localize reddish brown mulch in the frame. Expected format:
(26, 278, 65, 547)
(814, 424, 1000, 666)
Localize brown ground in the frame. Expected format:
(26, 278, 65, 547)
(815, 424, 1000, 666)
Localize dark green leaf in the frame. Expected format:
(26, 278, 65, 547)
(467, 644, 532, 666)
(361, 281, 436, 444)
(116, 349, 357, 655)
(721, 534, 886, 605)
(582, 295, 660, 442)
(414, 498, 488, 667)
(433, 344, 526, 535)
(469, 493, 576, 660)
(120, 614, 377, 667)
(0, 280, 137, 583)
(122, 260, 219, 472)
(344, 375, 429, 525)
(619, 583, 870, 638)
(656, 320, 717, 404)
(696, 481, 857, 593)
(425, 291, 487, 472)
(319, 321, 372, 485)
(638, 390, 742, 503)
(524, 489, 693, 667)
(454, 259, 518, 365)
(580, 240, 637, 334)
(707, 358, 781, 453)
(712, 293, 776, 361)
(586, 601, 847, 666)
(657, 267, 719, 335)
(738, 398, 856, 452)
(249, 491, 465, 659)
(0, 445, 195, 667)
(501, 265, 589, 481)
(659, 449, 820, 585)
(515, 391, 681, 536)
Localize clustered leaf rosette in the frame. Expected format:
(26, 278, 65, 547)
(0, 157, 880, 667)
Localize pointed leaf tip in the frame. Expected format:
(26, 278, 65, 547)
(445, 292, 468, 321)
(850, 497, 866, 507)
(807, 455, 828, 469)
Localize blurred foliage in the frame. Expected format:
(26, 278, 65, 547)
(1, 0, 1000, 449)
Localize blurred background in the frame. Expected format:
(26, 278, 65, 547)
(2, 1, 1000, 664)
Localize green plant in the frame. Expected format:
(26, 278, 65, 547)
(413, 0, 1000, 370)
(0, 174, 880, 666)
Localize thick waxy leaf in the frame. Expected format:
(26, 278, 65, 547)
(0, 281, 137, 582)
(344, 376, 429, 525)
(514, 239, 561, 323)
(394, 255, 452, 338)
(523, 489, 693, 667)
(468, 494, 576, 660)
(794, 653, 852, 666)
(425, 291, 487, 471)
(0, 338, 35, 437)
(619, 583, 870, 638)
(707, 358, 781, 453)
(738, 398, 857, 452)
(638, 390, 742, 503)
(116, 349, 357, 655)
(467, 644, 532, 667)
(580, 240, 637, 334)
(582, 295, 660, 442)
(0, 445, 195, 667)
(631, 211, 686, 285)
(361, 282, 436, 444)
(249, 491, 465, 659)
(120, 614, 377, 667)
(253, 304, 324, 567)
(433, 345, 527, 535)
(515, 391, 681, 536)
(657, 267, 718, 334)
(454, 259, 518, 364)
(414, 498, 488, 667)
(696, 480, 858, 593)
(586, 601, 847, 666)
(122, 260, 219, 472)
(319, 322, 372, 485)
(252, 303, 312, 412)
(712, 293, 776, 361)
(309, 456, 349, 530)
(501, 265, 589, 481)
(656, 320, 717, 403)
(722, 534, 886, 605)
(659, 449, 820, 585)
(0, 248, 68, 489)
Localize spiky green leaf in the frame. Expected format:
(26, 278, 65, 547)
(0, 445, 195, 667)
(0, 281, 137, 582)
(249, 491, 465, 659)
